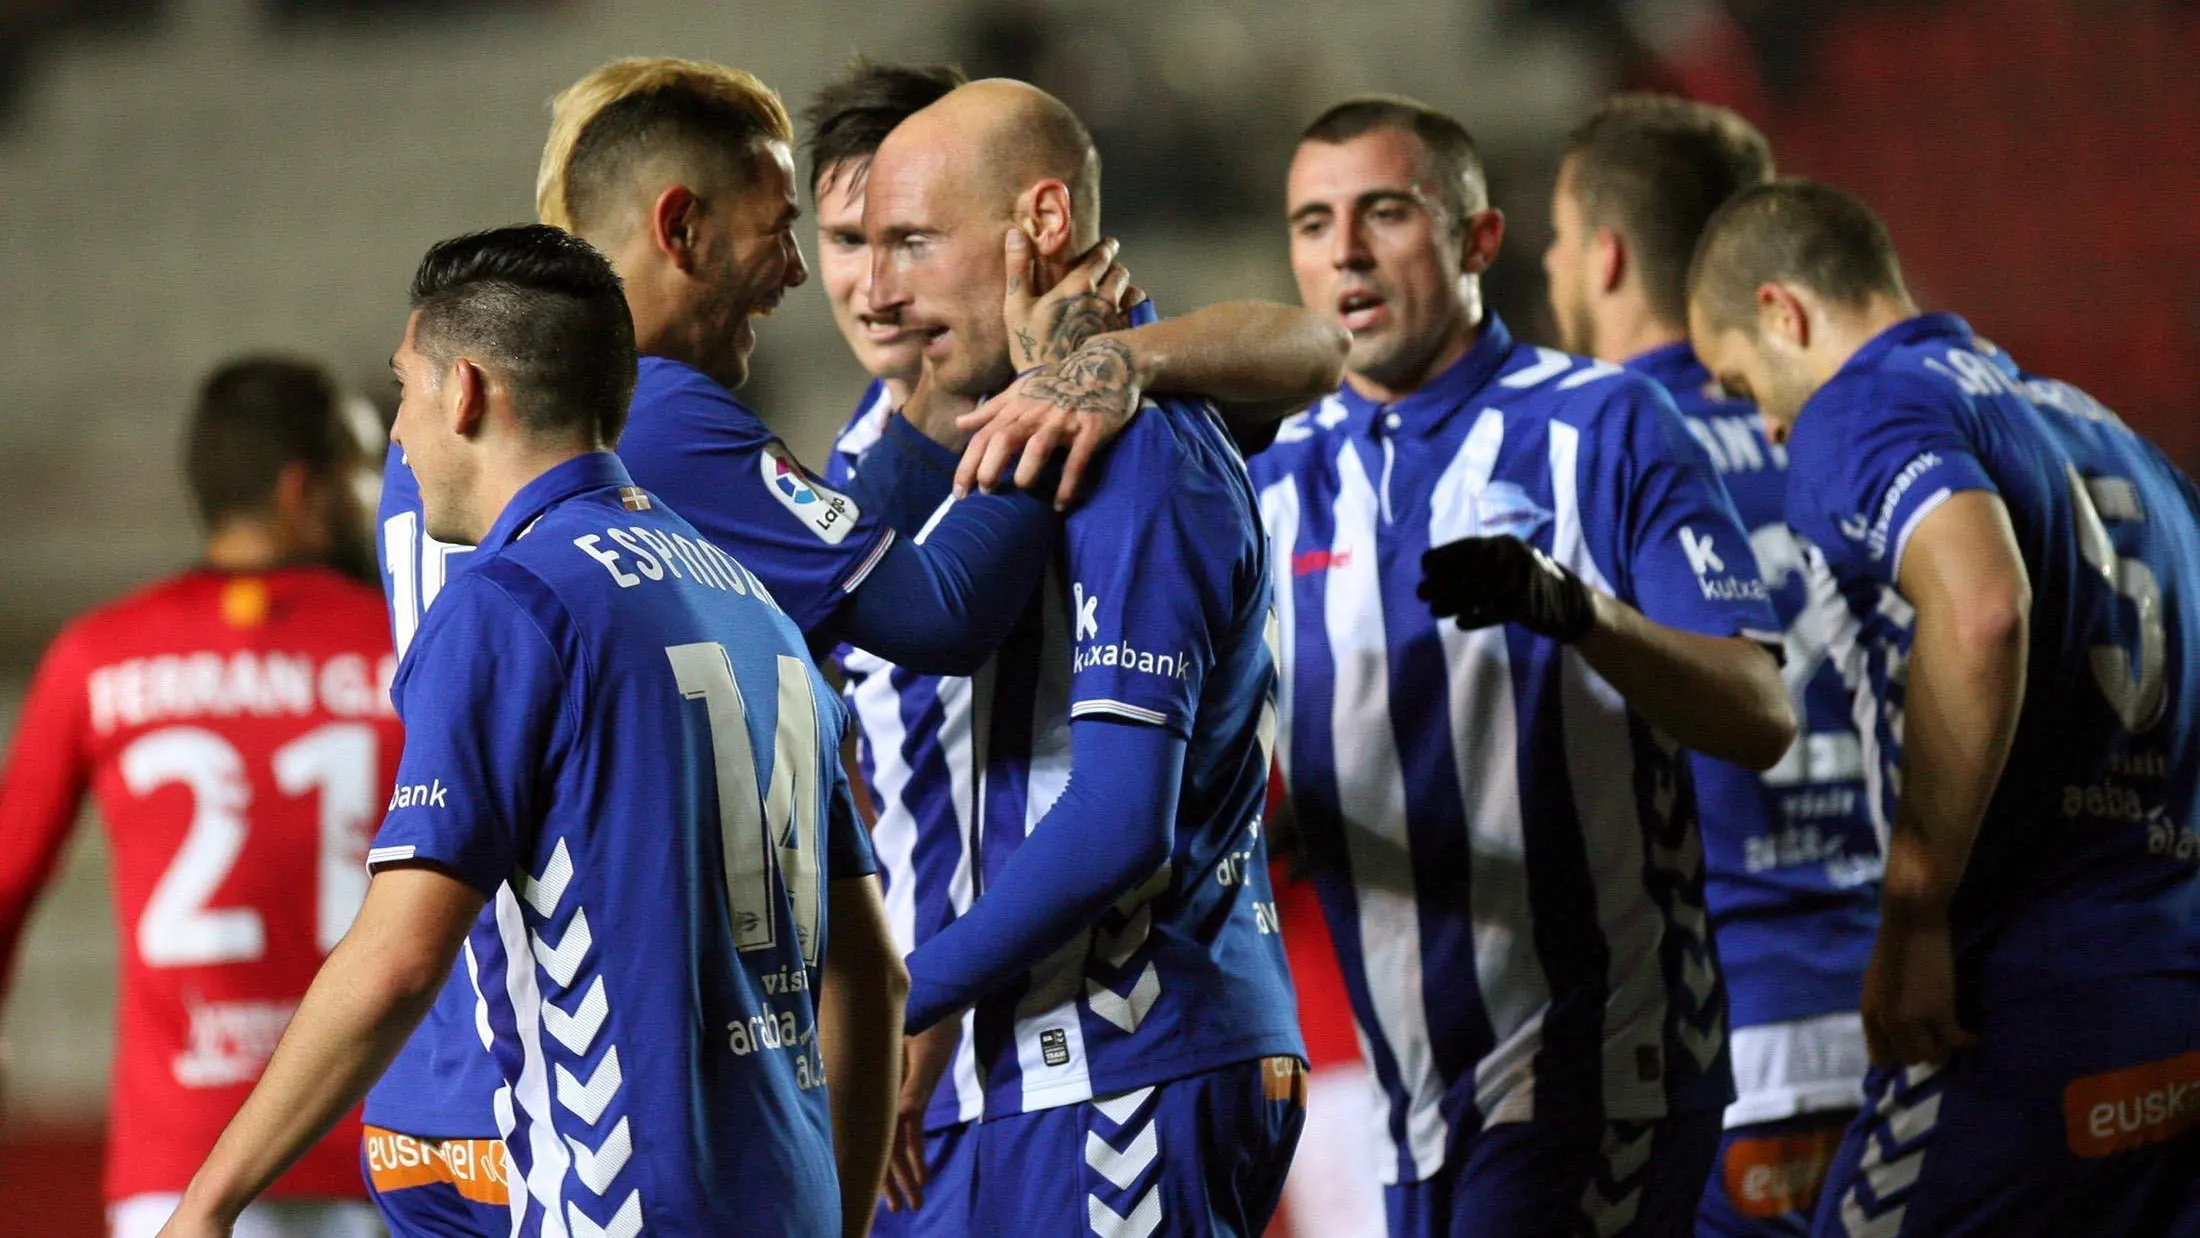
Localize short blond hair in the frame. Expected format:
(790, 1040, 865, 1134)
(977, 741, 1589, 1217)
(537, 57, 793, 233)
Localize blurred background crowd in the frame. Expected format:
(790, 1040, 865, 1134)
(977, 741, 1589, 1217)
(1, 0, 2194, 1228)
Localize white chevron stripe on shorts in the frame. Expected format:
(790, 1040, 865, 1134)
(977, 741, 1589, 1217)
(1087, 1087, 1164, 1238)
(1841, 1064, 1945, 1238)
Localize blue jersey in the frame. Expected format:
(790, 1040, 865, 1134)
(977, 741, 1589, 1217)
(1784, 313, 2200, 1006)
(369, 452, 874, 1236)
(1629, 343, 1880, 1128)
(1250, 316, 1777, 1184)
(371, 357, 903, 1139)
(823, 381, 986, 1132)
(915, 391, 1301, 1118)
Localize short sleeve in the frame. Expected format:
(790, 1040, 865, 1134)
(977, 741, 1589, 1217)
(367, 574, 569, 895)
(1786, 373, 1998, 587)
(616, 368, 896, 636)
(1604, 384, 1782, 643)
(1060, 409, 1228, 736)
(826, 771, 877, 881)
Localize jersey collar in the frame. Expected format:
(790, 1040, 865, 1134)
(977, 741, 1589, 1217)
(1336, 312, 1517, 439)
(1622, 339, 1703, 388)
(1834, 311, 1975, 384)
(476, 450, 635, 558)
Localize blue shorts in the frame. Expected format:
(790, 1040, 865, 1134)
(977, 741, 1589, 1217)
(1385, 1108, 1723, 1238)
(1696, 1109, 1854, 1238)
(969, 1055, 1307, 1237)
(1814, 974, 2200, 1238)
(871, 1121, 978, 1238)
(361, 1127, 511, 1238)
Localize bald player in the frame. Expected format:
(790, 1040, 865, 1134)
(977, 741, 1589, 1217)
(863, 81, 1313, 1237)
(1690, 180, 2200, 1238)
(1546, 97, 1878, 1236)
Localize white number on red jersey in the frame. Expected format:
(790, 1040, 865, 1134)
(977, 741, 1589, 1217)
(125, 723, 382, 967)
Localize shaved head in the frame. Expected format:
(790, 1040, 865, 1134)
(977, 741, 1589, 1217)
(887, 79, 1102, 248)
(864, 79, 1105, 397)
(1689, 179, 1907, 336)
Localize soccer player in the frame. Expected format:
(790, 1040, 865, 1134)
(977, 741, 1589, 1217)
(1544, 97, 1878, 1235)
(1689, 180, 2200, 1238)
(159, 225, 899, 1238)
(0, 357, 396, 1238)
(860, 79, 1312, 1236)
(370, 57, 1352, 1237)
(1254, 95, 1798, 1238)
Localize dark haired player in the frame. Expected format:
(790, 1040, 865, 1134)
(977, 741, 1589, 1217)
(1547, 96, 1878, 1236)
(1691, 179, 2200, 1238)
(159, 224, 898, 1238)
(0, 356, 396, 1238)
(1256, 94, 1796, 1237)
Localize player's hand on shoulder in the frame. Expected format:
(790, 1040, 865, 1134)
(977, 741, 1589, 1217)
(1004, 231, 1136, 370)
(958, 233, 1146, 509)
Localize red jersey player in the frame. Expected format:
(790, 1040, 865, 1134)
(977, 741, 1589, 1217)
(0, 357, 400, 1238)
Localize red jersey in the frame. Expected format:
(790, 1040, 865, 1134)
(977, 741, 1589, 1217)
(0, 566, 402, 1203)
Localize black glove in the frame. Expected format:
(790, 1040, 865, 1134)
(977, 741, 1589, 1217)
(1417, 536, 1596, 643)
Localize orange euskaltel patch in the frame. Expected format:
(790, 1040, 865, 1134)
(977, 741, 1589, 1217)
(1720, 1124, 1845, 1219)
(2062, 1049, 2200, 1159)
(362, 1125, 513, 1204)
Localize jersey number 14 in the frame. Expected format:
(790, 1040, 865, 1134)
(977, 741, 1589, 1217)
(667, 643, 826, 969)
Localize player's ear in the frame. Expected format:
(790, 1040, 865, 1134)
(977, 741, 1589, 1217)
(1461, 208, 1505, 276)
(1020, 179, 1074, 261)
(449, 358, 489, 439)
(271, 461, 316, 526)
(1757, 282, 1807, 351)
(647, 184, 704, 274)
(1593, 226, 1625, 295)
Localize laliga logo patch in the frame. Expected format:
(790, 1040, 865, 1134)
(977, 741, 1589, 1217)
(759, 442, 859, 545)
(772, 456, 817, 505)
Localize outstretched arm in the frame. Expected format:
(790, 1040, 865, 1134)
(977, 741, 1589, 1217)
(829, 421, 1057, 676)
(902, 718, 1181, 1032)
(1419, 535, 1795, 769)
(957, 232, 1349, 505)
(158, 867, 485, 1238)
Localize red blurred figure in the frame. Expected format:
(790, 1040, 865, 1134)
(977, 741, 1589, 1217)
(1268, 769, 1386, 1238)
(0, 358, 397, 1238)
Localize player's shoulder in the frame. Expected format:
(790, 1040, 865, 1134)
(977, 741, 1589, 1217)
(1254, 391, 1349, 482)
(628, 356, 771, 441)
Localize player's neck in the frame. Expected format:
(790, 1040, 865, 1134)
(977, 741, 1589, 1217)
(1344, 311, 1482, 406)
(1595, 301, 1683, 367)
(203, 519, 298, 572)
(1809, 293, 1920, 385)
(468, 441, 599, 545)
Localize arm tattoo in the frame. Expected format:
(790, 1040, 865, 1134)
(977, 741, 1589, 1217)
(1015, 328, 1041, 365)
(1043, 296, 1120, 363)
(1018, 339, 1137, 417)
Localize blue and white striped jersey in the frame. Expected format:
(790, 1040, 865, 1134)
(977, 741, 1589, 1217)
(1249, 316, 1776, 1185)
(1629, 342, 1880, 1127)
(1785, 313, 2200, 1007)
(370, 452, 874, 1237)
(823, 380, 986, 1132)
